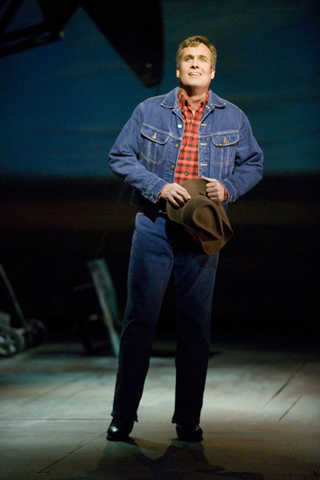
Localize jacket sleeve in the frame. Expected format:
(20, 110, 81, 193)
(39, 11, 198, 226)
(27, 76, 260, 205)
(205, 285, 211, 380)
(108, 103, 167, 204)
(221, 112, 264, 203)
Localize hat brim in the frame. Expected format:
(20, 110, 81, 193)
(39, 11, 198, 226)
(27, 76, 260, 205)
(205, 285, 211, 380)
(166, 178, 233, 255)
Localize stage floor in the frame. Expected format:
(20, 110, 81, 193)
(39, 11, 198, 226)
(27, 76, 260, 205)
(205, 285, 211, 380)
(0, 334, 319, 480)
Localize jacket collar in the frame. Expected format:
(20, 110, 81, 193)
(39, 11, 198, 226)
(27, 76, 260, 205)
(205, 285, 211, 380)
(161, 87, 226, 111)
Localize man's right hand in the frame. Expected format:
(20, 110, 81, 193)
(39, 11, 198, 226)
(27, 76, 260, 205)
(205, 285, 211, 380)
(160, 183, 191, 207)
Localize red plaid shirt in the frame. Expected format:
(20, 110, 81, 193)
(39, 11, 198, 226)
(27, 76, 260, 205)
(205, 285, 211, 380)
(174, 88, 209, 185)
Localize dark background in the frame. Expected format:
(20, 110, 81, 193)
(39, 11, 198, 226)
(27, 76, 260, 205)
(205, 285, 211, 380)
(0, 0, 319, 343)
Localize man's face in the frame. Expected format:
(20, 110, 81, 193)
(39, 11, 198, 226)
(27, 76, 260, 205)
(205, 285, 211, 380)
(176, 43, 215, 91)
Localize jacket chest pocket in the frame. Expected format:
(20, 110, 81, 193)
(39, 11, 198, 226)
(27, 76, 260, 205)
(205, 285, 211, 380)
(140, 126, 170, 170)
(211, 132, 239, 167)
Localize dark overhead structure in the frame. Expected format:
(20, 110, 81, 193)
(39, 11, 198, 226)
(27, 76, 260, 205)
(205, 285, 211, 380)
(0, 0, 164, 87)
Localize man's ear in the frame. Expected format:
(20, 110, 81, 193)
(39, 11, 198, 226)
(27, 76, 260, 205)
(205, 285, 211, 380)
(211, 69, 215, 79)
(176, 67, 180, 79)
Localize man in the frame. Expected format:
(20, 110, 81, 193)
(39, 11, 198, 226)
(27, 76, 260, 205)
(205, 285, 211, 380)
(107, 36, 263, 442)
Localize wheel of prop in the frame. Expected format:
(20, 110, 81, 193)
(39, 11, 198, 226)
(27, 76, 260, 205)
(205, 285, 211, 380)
(0, 325, 26, 357)
(24, 319, 48, 349)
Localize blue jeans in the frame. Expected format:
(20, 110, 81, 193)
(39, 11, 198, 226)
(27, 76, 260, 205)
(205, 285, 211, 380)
(111, 211, 219, 424)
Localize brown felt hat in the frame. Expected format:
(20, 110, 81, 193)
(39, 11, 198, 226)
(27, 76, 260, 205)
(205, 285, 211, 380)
(166, 178, 233, 255)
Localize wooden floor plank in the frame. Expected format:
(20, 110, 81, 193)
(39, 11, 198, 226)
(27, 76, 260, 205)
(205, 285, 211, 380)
(0, 338, 319, 480)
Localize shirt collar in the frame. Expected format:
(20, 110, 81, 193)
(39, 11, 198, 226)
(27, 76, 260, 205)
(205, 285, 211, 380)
(177, 87, 209, 111)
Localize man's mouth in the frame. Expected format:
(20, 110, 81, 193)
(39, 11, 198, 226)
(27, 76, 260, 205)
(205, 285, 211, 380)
(189, 72, 201, 76)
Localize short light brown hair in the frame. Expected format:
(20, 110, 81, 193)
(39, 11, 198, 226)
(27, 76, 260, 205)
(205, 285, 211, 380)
(176, 36, 217, 69)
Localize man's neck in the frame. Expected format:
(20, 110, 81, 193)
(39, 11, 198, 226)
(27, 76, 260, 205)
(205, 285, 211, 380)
(179, 86, 209, 113)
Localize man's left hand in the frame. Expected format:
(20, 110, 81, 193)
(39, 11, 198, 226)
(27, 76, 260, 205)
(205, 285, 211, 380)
(201, 177, 227, 203)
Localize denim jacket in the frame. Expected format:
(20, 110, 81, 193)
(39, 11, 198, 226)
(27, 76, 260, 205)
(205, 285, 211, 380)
(109, 87, 263, 209)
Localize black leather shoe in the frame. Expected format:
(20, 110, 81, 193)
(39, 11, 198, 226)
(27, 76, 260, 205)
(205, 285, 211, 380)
(176, 423, 203, 442)
(107, 417, 134, 441)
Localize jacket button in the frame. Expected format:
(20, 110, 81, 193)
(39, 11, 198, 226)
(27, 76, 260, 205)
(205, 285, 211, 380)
(175, 144, 179, 148)
(171, 165, 175, 170)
